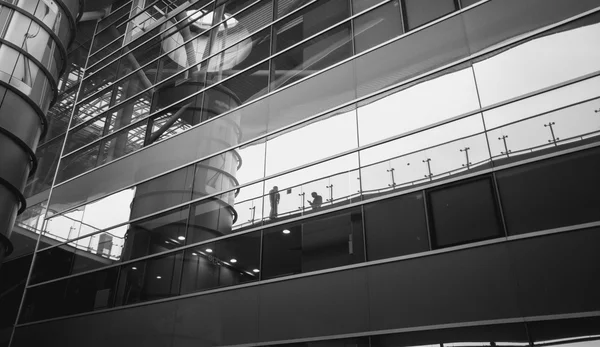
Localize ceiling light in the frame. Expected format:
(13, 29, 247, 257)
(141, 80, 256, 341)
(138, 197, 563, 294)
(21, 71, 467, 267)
(205, 248, 213, 253)
(192, 252, 198, 256)
(230, 259, 237, 263)
(132, 267, 137, 270)
(282, 229, 291, 234)
(253, 269, 260, 273)
(156, 276, 162, 279)
(178, 236, 185, 241)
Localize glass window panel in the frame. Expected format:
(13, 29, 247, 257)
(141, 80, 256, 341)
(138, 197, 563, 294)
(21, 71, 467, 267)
(359, 115, 490, 196)
(352, 0, 387, 14)
(364, 192, 429, 261)
(24, 135, 64, 197)
(357, 64, 479, 146)
(74, 89, 113, 125)
(496, 147, 600, 236)
(261, 207, 365, 280)
(121, 207, 189, 261)
(180, 231, 261, 294)
(264, 154, 361, 221)
(81, 59, 120, 99)
(355, 14, 469, 98)
(271, 23, 353, 90)
(29, 246, 75, 285)
(404, 0, 456, 30)
(472, 12, 600, 107)
(353, 0, 403, 54)
(462, 0, 600, 57)
(486, 96, 600, 164)
(97, 122, 147, 165)
(43, 188, 135, 243)
(20, 279, 68, 323)
(274, 0, 351, 53)
(63, 267, 119, 315)
(205, 27, 271, 86)
(56, 143, 101, 183)
(265, 106, 358, 177)
(115, 251, 183, 306)
(427, 177, 503, 248)
(187, 182, 264, 244)
(130, 165, 195, 219)
(64, 116, 107, 154)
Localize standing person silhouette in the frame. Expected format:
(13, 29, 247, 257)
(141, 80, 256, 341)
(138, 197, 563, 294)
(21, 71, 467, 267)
(269, 186, 280, 219)
(307, 192, 323, 210)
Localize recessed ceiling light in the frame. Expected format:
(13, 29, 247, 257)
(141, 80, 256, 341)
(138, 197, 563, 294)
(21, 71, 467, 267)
(165, 241, 169, 244)
(253, 269, 260, 273)
(206, 248, 213, 253)
(156, 276, 162, 279)
(178, 236, 185, 241)
(230, 259, 237, 263)
(192, 252, 198, 256)
(282, 229, 291, 234)
(132, 267, 137, 270)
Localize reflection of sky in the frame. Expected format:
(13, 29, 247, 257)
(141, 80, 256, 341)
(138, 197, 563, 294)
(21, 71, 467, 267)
(43, 17, 600, 250)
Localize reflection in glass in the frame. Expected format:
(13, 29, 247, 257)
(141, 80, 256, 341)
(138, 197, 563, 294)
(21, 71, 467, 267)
(357, 64, 479, 146)
(360, 115, 490, 195)
(115, 251, 183, 306)
(264, 154, 361, 222)
(472, 12, 600, 107)
(261, 207, 364, 280)
(44, 188, 136, 243)
(180, 231, 260, 294)
(353, 0, 403, 54)
(404, 0, 456, 30)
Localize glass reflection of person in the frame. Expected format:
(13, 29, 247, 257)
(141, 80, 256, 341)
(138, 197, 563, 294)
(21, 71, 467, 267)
(307, 192, 323, 210)
(269, 186, 280, 219)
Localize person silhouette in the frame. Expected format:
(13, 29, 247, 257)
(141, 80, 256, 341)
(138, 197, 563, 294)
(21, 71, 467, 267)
(269, 186, 280, 219)
(307, 192, 323, 210)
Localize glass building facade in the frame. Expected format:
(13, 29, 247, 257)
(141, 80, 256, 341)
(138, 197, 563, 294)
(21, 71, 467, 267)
(2, 0, 600, 346)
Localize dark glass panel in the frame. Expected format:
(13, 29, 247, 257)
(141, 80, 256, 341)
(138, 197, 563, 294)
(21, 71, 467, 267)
(496, 148, 600, 235)
(271, 23, 353, 90)
(274, 0, 351, 53)
(63, 267, 119, 315)
(64, 116, 107, 154)
(261, 207, 365, 280)
(121, 207, 190, 261)
(180, 231, 261, 293)
(404, 0, 456, 30)
(353, 0, 403, 54)
(115, 251, 184, 306)
(20, 279, 68, 323)
(364, 192, 429, 261)
(0, 255, 33, 329)
(29, 246, 75, 285)
(280, 337, 370, 347)
(427, 177, 503, 248)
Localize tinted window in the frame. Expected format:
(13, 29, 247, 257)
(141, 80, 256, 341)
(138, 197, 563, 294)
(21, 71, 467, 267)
(354, 1, 404, 54)
(427, 177, 503, 248)
(364, 192, 429, 260)
(404, 0, 456, 30)
(115, 252, 183, 306)
(262, 208, 365, 279)
(64, 267, 119, 315)
(496, 148, 600, 235)
(122, 207, 190, 261)
(180, 231, 261, 294)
